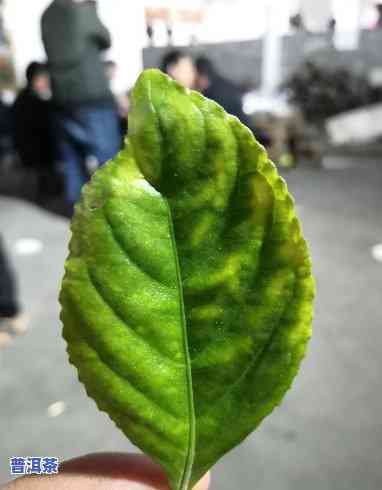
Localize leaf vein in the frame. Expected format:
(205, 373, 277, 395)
(87, 265, 182, 367)
(72, 332, 182, 434)
(199, 271, 297, 416)
(103, 207, 167, 287)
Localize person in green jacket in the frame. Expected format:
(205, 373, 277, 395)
(41, 0, 121, 207)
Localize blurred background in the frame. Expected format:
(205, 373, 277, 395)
(0, 0, 381, 489)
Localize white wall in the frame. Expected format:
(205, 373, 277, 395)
(4, 0, 48, 85)
(332, 0, 362, 49)
(97, 1, 145, 92)
(300, 0, 332, 31)
(3, 0, 145, 91)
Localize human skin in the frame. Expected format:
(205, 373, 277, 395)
(3, 453, 210, 490)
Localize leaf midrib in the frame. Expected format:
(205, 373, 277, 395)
(165, 198, 196, 490)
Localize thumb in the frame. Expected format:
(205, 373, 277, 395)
(6, 452, 210, 490)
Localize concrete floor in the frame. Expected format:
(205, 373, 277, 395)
(1, 158, 381, 489)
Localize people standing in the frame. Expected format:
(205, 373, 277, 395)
(12, 62, 59, 203)
(41, 0, 121, 208)
(194, 56, 271, 147)
(0, 236, 26, 348)
(194, 56, 250, 124)
(161, 50, 196, 90)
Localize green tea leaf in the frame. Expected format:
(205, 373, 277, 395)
(60, 69, 314, 490)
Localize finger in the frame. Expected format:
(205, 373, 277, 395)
(61, 452, 169, 489)
(5, 452, 210, 490)
(192, 471, 210, 490)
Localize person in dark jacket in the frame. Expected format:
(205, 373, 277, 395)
(0, 235, 27, 348)
(195, 56, 271, 147)
(12, 62, 58, 202)
(0, 236, 19, 320)
(0, 98, 13, 164)
(195, 56, 248, 122)
(41, 0, 121, 206)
